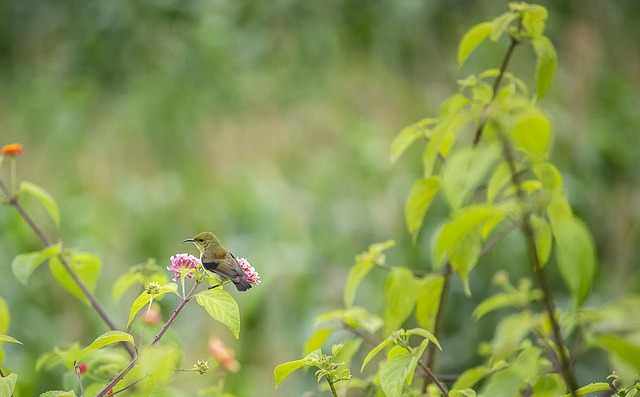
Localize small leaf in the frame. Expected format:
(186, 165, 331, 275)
(415, 275, 444, 331)
(0, 372, 18, 397)
(533, 374, 565, 397)
(473, 293, 517, 321)
(305, 328, 334, 355)
(521, 5, 548, 38)
(532, 36, 557, 100)
(0, 334, 22, 345)
(490, 12, 516, 41)
(127, 283, 177, 326)
(0, 297, 8, 335)
(274, 358, 307, 389)
(196, 288, 241, 339)
(531, 215, 552, 267)
(548, 205, 596, 307)
(12, 243, 62, 285)
(449, 230, 482, 296)
(405, 328, 441, 350)
(384, 268, 419, 336)
(491, 312, 533, 361)
(596, 334, 640, 373)
(112, 272, 145, 303)
(452, 365, 490, 390)
(361, 337, 394, 372)
(20, 181, 61, 227)
(510, 108, 552, 163)
(78, 330, 135, 361)
(560, 382, 611, 397)
(533, 162, 563, 193)
(458, 22, 493, 67)
(405, 176, 441, 241)
(49, 252, 101, 306)
(482, 346, 540, 397)
(487, 162, 512, 203)
(39, 391, 78, 397)
(344, 240, 395, 307)
(391, 119, 436, 163)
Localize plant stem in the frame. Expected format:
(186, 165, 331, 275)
(95, 282, 199, 397)
(500, 136, 579, 396)
(418, 360, 449, 395)
(0, 180, 136, 359)
(326, 375, 339, 397)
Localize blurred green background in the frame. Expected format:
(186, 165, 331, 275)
(1, 0, 639, 395)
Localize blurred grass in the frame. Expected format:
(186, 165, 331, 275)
(1, 0, 639, 395)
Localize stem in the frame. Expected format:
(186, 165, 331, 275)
(418, 360, 449, 396)
(95, 282, 199, 397)
(500, 137, 579, 396)
(0, 180, 136, 359)
(326, 375, 339, 397)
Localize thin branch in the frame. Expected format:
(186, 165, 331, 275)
(326, 376, 339, 397)
(417, 359, 449, 395)
(0, 180, 136, 359)
(95, 282, 200, 397)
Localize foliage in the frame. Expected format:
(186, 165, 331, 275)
(274, 3, 639, 397)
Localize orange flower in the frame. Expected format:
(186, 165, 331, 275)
(1, 143, 24, 156)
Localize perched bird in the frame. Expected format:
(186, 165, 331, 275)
(182, 232, 252, 291)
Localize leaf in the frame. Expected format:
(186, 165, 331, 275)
(405, 176, 441, 241)
(305, 328, 333, 355)
(0, 297, 8, 334)
(434, 204, 500, 268)
(510, 108, 552, 163)
(487, 162, 512, 203)
(274, 358, 307, 389)
(415, 275, 444, 331)
(458, 22, 493, 67)
(532, 36, 557, 100)
(391, 119, 436, 163)
(473, 293, 518, 321)
(196, 288, 241, 339)
(491, 312, 533, 361)
(453, 365, 490, 390)
(0, 334, 22, 345)
(384, 268, 419, 336)
(361, 336, 394, 372)
(448, 230, 482, 296)
(78, 330, 135, 361)
(112, 272, 145, 303)
(530, 215, 552, 267)
(380, 349, 413, 397)
(405, 328, 441, 350)
(39, 391, 78, 397)
(344, 240, 395, 307)
(560, 382, 611, 397)
(127, 283, 178, 326)
(490, 12, 516, 41)
(481, 347, 540, 397)
(596, 334, 640, 373)
(450, 390, 477, 397)
(20, 181, 61, 227)
(521, 4, 548, 38)
(49, 252, 101, 306)
(533, 374, 565, 397)
(548, 204, 596, 307)
(12, 243, 62, 285)
(0, 373, 17, 397)
(533, 162, 563, 193)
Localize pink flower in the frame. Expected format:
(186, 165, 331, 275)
(209, 337, 240, 372)
(167, 253, 200, 281)
(237, 257, 260, 285)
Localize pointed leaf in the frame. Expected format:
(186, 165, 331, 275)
(406, 328, 441, 350)
(510, 108, 552, 163)
(391, 119, 436, 163)
(458, 22, 493, 67)
(49, 253, 101, 306)
(533, 374, 565, 397)
(0, 334, 22, 345)
(305, 328, 334, 355)
(473, 292, 518, 321)
(196, 288, 241, 339)
(532, 36, 557, 99)
(12, 243, 62, 285)
(405, 176, 441, 241)
(560, 382, 611, 397)
(20, 181, 60, 227)
(487, 162, 512, 203)
(39, 391, 78, 397)
(453, 365, 491, 390)
(448, 230, 482, 296)
(384, 268, 419, 336)
(0, 373, 17, 397)
(78, 330, 135, 361)
(415, 275, 444, 331)
(127, 283, 177, 326)
(533, 162, 563, 193)
(345, 240, 395, 307)
(492, 312, 533, 361)
(531, 215, 552, 267)
(490, 12, 516, 41)
(361, 337, 394, 372)
(596, 334, 640, 373)
(274, 358, 308, 388)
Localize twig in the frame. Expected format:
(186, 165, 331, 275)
(0, 180, 136, 359)
(326, 376, 339, 397)
(417, 359, 449, 395)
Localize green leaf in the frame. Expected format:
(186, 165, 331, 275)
(0, 297, 8, 334)
(487, 162, 512, 203)
(453, 365, 490, 390)
(442, 144, 500, 210)
(490, 12, 516, 41)
(314, 307, 382, 334)
(0, 334, 22, 345)
(434, 204, 500, 268)
(473, 293, 518, 321)
(78, 330, 135, 361)
(458, 22, 493, 67)
(481, 346, 540, 397)
(361, 336, 394, 372)
(0, 373, 17, 397)
(532, 36, 557, 100)
(305, 328, 334, 355)
(560, 382, 611, 397)
(196, 288, 241, 339)
(112, 272, 145, 303)
(415, 275, 444, 331)
(19, 181, 61, 227)
(449, 230, 482, 296)
(521, 5, 548, 38)
(137, 345, 179, 386)
(510, 108, 552, 163)
(596, 334, 640, 373)
(491, 312, 533, 361)
(531, 215, 552, 267)
(405, 176, 441, 241)
(450, 390, 477, 397)
(548, 205, 596, 307)
(344, 240, 395, 307)
(391, 119, 436, 163)
(533, 162, 563, 194)
(384, 268, 419, 336)
(274, 358, 307, 389)
(380, 349, 412, 397)
(12, 243, 62, 285)
(39, 391, 78, 397)
(127, 283, 178, 327)
(49, 252, 101, 306)
(533, 374, 565, 397)
(405, 328, 441, 350)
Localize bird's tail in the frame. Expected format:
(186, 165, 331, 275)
(234, 277, 252, 291)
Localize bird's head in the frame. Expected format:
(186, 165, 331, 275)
(182, 232, 220, 254)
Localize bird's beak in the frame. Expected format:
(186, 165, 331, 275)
(181, 238, 195, 245)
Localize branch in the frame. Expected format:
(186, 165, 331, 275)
(417, 359, 449, 395)
(0, 180, 136, 359)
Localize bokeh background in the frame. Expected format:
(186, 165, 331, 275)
(1, 0, 639, 395)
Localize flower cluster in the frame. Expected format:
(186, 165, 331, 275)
(1, 143, 24, 156)
(237, 257, 260, 285)
(167, 253, 200, 281)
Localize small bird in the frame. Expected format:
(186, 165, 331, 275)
(182, 232, 252, 291)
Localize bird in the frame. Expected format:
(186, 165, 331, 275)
(182, 232, 252, 291)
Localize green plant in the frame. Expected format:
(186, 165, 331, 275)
(274, 3, 640, 396)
